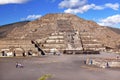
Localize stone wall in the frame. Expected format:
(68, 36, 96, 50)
(86, 58, 120, 68)
(0, 39, 40, 57)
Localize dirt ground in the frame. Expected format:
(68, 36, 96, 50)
(0, 52, 120, 80)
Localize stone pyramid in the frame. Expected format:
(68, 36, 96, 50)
(0, 13, 120, 56)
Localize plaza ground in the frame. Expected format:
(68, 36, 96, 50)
(0, 52, 120, 80)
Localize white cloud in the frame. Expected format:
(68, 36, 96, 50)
(21, 14, 42, 21)
(98, 14, 120, 27)
(64, 4, 90, 14)
(93, 5, 104, 10)
(0, 0, 29, 5)
(64, 4, 105, 14)
(105, 3, 119, 10)
(59, 0, 120, 14)
(59, 0, 87, 9)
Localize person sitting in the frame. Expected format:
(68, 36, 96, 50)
(16, 62, 24, 68)
(16, 62, 19, 68)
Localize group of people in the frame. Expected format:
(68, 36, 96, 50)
(53, 52, 61, 56)
(16, 62, 24, 68)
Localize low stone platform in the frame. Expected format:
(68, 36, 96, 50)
(63, 50, 100, 54)
(86, 57, 120, 68)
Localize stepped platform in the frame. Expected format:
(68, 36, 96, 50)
(79, 31, 105, 51)
(86, 57, 120, 68)
(63, 50, 100, 54)
(0, 39, 40, 57)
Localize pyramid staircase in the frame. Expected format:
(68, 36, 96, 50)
(38, 32, 66, 53)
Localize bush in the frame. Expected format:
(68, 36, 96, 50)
(38, 74, 52, 80)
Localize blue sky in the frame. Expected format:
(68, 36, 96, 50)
(0, 0, 120, 28)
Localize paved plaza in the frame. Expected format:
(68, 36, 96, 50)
(0, 52, 120, 80)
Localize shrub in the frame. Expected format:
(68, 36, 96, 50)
(38, 74, 52, 80)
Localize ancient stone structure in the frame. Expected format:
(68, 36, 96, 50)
(0, 40, 40, 56)
(0, 13, 120, 57)
(86, 58, 120, 68)
(80, 31, 105, 51)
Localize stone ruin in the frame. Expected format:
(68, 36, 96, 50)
(0, 13, 120, 57)
(86, 57, 120, 68)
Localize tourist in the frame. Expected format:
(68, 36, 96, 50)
(16, 62, 19, 68)
(116, 55, 119, 59)
(106, 62, 109, 68)
(53, 52, 56, 55)
(16, 62, 24, 68)
(84, 60, 86, 64)
(89, 59, 93, 65)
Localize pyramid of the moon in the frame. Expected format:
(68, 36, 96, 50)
(0, 13, 120, 56)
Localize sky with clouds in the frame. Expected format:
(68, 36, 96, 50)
(0, 0, 120, 28)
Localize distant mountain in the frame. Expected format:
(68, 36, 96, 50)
(107, 27, 120, 34)
(0, 21, 29, 38)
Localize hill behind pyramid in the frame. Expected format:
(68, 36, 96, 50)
(0, 21, 29, 38)
(0, 13, 120, 55)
